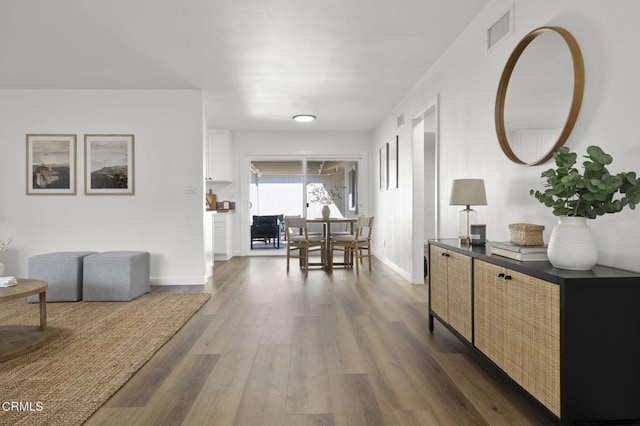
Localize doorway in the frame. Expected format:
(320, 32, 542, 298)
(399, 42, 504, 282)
(248, 158, 361, 255)
(250, 160, 303, 254)
(411, 96, 439, 283)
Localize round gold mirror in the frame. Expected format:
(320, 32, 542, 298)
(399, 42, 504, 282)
(495, 26, 585, 166)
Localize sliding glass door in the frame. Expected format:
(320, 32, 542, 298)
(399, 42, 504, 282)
(250, 160, 304, 217)
(247, 157, 361, 254)
(306, 160, 357, 219)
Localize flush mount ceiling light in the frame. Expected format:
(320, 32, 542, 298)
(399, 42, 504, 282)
(293, 114, 316, 123)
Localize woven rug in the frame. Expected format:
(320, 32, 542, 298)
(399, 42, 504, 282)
(0, 292, 210, 425)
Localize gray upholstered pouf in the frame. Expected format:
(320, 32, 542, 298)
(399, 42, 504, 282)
(83, 251, 150, 301)
(27, 251, 97, 302)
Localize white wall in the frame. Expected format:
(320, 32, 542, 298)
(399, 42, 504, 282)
(373, 0, 640, 276)
(0, 90, 206, 285)
(211, 131, 372, 257)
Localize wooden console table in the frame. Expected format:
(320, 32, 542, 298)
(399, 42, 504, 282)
(428, 239, 640, 425)
(0, 279, 50, 362)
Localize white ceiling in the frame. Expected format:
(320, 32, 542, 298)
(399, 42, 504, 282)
(0, 0, 488, 131)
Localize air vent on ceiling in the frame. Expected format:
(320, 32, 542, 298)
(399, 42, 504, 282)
(487, 7, 513, 51)
(397, 113, 404, 129)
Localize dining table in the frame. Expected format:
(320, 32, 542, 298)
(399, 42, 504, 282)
(307, 217, 357, 271)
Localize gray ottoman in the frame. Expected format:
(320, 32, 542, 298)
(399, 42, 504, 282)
(83, 251, 150, 301)
(27, 251, 97, 302)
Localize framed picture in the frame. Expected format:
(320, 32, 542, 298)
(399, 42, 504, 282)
(26, 134, 77, 195)
(84, 134, 135, 195)
(379, 145, 388, 190)
(348, 167, 357, 212)
(388, 136, 399, 189)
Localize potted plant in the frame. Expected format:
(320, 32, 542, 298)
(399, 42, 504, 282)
(530, 145, 640, 269)
(309, 184, 342, 219)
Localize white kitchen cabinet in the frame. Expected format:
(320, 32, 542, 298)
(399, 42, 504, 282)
(205, 129, 232, 182)
(214, 213, 232, 260)
(204, 211, 216, 272)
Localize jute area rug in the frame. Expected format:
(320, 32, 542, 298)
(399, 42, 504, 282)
(0, 292, 210, 426)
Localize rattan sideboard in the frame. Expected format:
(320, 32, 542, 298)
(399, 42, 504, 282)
(428, 239, 640, 425)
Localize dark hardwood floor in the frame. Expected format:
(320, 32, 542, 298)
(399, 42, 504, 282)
(86, 256, 554, 425)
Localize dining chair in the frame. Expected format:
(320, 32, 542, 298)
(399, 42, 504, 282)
(284, 216, 325, 275)
(330, 216, 374, 274)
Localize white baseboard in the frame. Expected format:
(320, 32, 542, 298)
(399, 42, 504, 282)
(150, 276, 207, 286)
(371, 251, 413, 283)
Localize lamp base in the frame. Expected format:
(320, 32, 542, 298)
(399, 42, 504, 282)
(457, 206, 477, 247)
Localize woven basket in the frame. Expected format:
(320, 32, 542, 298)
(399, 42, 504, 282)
(509, 223, 545, 246)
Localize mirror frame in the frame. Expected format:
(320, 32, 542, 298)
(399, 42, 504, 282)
(495, 26, 585, 166)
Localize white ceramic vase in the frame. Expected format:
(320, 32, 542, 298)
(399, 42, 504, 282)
(547, 216, 598, 270)
(321, 205, 331, 219)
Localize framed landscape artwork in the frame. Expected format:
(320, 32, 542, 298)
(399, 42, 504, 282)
(26, 134, 77, 195)
(84, 134, 135, 195)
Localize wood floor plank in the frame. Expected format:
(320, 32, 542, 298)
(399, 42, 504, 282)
(295, 281, 332, 317)
(286, 316, 333, 415)
(261, 314, 296, 345)
(260, 289, 299, 345)
(328, 373, 385, 426)
(319, 300, 367, 374)
(285, 413, 336, 426)
(234, 343, 292, 425)
(189, 286, 263, 355)
(378, 320, 488, 425)
(435, 353, 550, 426)
(84, 407, 143, 426)
(349, 315, 430, 411)
(103, 354, 219, 426)
(181, 323, 265, 425)
(381, 409, 441, 426)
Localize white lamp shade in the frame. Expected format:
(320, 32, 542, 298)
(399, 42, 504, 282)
(449, 179, 487, 206)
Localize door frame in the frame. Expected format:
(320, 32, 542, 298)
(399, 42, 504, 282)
(411, 94, 440, 284)
(240, 153, 368, 256)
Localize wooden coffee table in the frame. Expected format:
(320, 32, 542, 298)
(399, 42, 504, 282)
(0, 279, 51, 362)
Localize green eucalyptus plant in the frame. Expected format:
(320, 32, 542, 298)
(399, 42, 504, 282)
(530, 145, 640, 219)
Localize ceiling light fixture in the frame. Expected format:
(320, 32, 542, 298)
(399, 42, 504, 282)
(293, 114, 316, 123)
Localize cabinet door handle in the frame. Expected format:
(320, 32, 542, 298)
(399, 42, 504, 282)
(442, 253, 450, 257)
(498, 272, 505, 278)
(504, 275, 512, 280)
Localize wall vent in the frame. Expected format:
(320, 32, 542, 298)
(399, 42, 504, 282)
(487, 6, 513, 51)
(397, 113, 405, 128)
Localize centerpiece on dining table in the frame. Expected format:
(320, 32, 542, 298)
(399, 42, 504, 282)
(309, 184, 342, 219)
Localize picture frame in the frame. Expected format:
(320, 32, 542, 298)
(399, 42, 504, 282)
(379, 144, 388, 190)
(84, 134, 135, 195)
(388, 136, 399, 189)
(348, 167, 357, 212)
(26, 134, 77, 195)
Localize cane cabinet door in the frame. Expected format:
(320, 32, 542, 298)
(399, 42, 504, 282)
(429, 245, 472, 341)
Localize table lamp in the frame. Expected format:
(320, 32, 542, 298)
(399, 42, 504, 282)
(449, 179, 487, 245)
